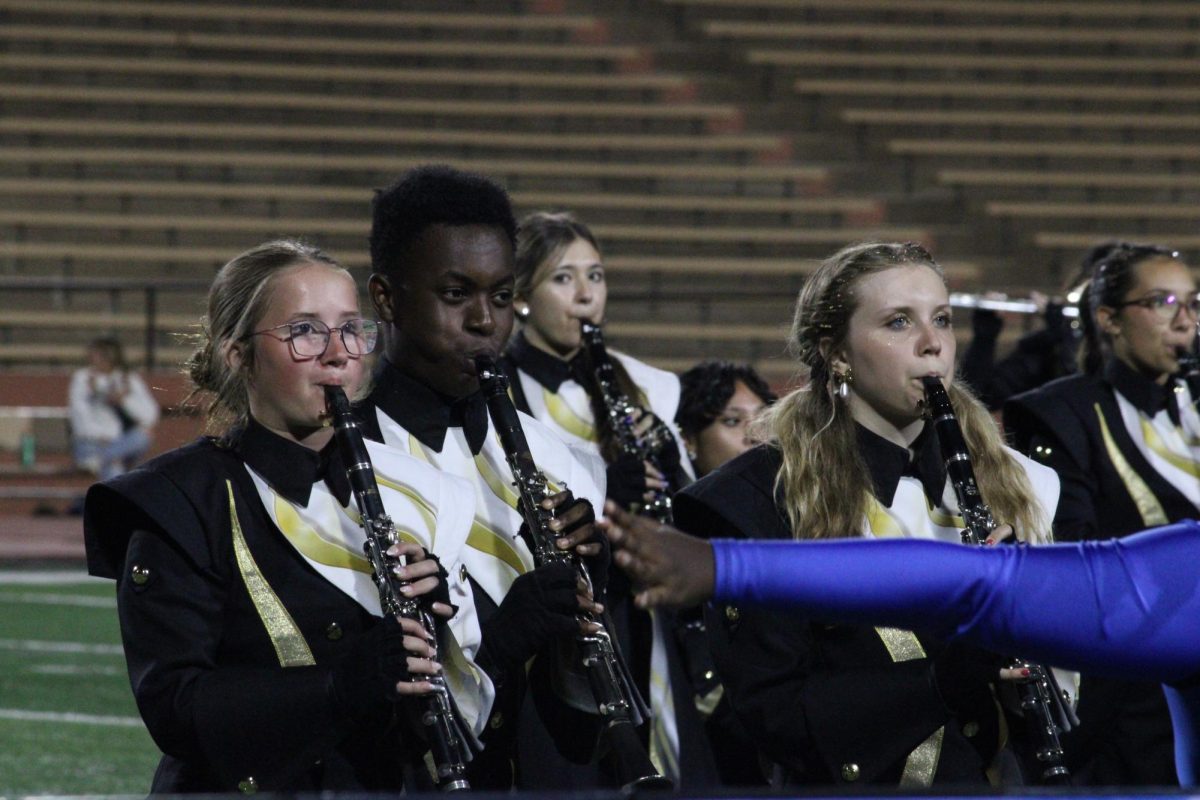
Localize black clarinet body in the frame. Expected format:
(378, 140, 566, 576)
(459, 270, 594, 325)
(579, 321, 675, 524)
(920, 376, 1073, 786)
(474, 356, 671, 791)
(323, 386, 472, 792)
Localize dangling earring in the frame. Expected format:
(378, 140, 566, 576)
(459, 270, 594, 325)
(833, 367, 852, 400)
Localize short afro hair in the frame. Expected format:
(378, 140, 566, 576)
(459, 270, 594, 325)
(370, 164, 518, 277)
(676, 360, 776, 438)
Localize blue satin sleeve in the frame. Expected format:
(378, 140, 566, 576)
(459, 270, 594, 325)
(713, 521, 1200, 784)
(712, 520, 1200, 684)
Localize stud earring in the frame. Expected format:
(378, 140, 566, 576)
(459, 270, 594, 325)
(516, 305, 530, 320)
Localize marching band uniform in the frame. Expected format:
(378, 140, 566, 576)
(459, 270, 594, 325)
(705, 522, 1200, 786)
(674, 426, 1060, 788)
(82, 418, 482, 793)
(354, 360, 611, 789)
(1004, 357, 1200, 784)
(501, 332, 723, 788)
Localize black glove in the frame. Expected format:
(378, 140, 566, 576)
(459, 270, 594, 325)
(328, 615, 415, 722)
(480, 562, 580, 674)
(556, 497, 609, 600)
(647, 414, 683, 481)
(931, 642, 1004, 715)
(605, 453, 647, 510)
(407, 549, 453, 617)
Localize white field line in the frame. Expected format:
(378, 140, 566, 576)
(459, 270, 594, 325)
(0, 570, 97, 585)
(30, 664, 125, 677)
(0, 592, 115, 608)
(0, 708, 142, 727)
(0, 638, 123, 656)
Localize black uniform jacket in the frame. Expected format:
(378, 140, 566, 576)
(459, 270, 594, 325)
(1004, 359, 1197, 542)
(674, 442, 997, 787)
(500, 339, 726, 788)
(354, 363, 607, 791)
(1004, 360, 1187, 785)
(83, 423, 418, 793)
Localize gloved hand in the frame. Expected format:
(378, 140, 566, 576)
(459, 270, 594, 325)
(932, 642, 1004, 715)
(328, 616, 420, 722)
(606, 453, 647, 510)
(552, 496, 608, 601)
(480, 562, 581, 673)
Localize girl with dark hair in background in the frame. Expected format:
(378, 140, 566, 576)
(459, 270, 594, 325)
(1004, 242, 1200, 786)
(676, 360, 775, 478)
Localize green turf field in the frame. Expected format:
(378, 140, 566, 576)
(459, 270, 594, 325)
(0, 571, 159, 796)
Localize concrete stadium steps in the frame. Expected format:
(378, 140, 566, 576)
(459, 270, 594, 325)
(0, 0, 985, 378)
(653, 0, 1200, 275)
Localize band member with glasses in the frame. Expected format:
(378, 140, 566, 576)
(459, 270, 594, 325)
(1005, 242, 1200, 786)
(82, 240, 487, 793)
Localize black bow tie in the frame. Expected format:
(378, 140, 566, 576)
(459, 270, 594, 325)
(450, 392, 490, 455)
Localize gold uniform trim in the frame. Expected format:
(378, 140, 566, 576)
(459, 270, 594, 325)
(1140, 417, 1200, 478)
(409, 435, 532, 576)
(874, 626, 943, 787)
(465, 520, 529, 576)
(1096, 404, 1168, 526)
(374, 471, 438, 543)
(543, 388, 598, 442)
(272, 496, 372, 574)
(227, 481, 315, 668)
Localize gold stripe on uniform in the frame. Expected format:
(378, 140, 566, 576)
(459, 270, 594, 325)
(227, 481, 315, 668)
(465, 520, 529, 576)
(543, 388, 598, 442)
(272, 495, 373, 574)
(1140, 418, 1200, 478)
(1096, 404, 1168, 526)
(874, 626, 943, 787)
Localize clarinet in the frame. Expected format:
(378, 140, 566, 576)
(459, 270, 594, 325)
(921, 376, 1074, 786)
(474, 356, 672, 791)
(579, 321, 675, 523)
(324, 386, 474, 793)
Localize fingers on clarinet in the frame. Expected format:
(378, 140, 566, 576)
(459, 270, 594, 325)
(397, 559, 438, 580)
(403, 634, 436, 659)
(395, 681, 433, 697)
(397, 617, 428, 637)
(389, 541, 426, 560)
(987, 524, 1015, 545)
(430, 601, 457, 619)
(407, 657, 443, 676)
(541, 490, 570, 510)
(404, 576, 440, 597)
(998, 666, 1028, 682)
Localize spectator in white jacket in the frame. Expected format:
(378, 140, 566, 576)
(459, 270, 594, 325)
(69, 337, 159, 480)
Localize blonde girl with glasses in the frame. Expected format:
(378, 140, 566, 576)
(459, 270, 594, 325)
(82, 240, 491, 793)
